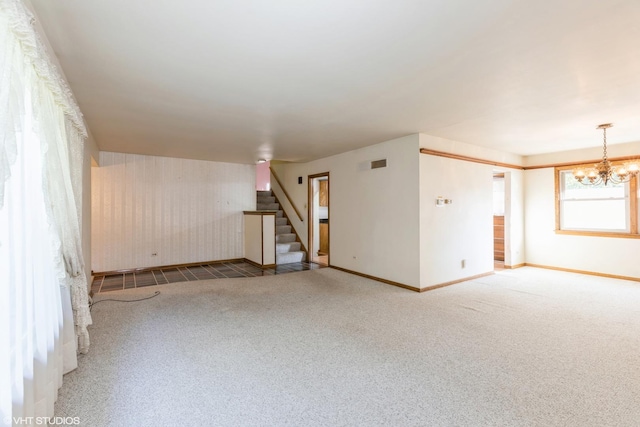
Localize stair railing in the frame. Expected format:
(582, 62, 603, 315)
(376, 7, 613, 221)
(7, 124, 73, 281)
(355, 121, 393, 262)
(269, 167, 304, 222)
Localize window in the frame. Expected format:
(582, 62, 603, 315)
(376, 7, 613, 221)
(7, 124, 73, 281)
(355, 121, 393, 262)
(1, 2, 92, 421)
(555, 166, 639, 237)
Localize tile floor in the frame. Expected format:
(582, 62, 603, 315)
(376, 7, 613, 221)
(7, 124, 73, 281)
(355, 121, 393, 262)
(91, 261, 326, 294)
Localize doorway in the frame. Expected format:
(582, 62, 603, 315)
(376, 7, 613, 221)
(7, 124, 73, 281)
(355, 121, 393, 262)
(308, 173, 329, 266)
(493, 172, 505, 271)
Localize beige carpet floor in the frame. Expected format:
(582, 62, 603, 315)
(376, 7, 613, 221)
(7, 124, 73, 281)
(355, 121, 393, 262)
(54, 267, 640, 426)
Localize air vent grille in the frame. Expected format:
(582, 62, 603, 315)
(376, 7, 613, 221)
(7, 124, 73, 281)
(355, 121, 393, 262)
(371, 159, 387, 169)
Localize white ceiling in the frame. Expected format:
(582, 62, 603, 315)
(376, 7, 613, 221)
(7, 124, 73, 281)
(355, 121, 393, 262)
(30, 0, 640, 164)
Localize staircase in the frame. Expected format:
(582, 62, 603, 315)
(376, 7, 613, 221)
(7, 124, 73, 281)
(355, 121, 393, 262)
(257, 190, 306, 265)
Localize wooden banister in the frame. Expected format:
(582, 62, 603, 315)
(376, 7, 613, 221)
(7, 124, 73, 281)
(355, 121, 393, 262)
(270, 167, 304, 222)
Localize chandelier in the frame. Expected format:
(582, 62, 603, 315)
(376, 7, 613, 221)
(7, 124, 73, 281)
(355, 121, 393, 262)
(572, 124, 640, 185)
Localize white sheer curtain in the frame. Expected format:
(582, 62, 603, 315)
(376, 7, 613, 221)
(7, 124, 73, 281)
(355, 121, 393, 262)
(0, 0, 93, 425)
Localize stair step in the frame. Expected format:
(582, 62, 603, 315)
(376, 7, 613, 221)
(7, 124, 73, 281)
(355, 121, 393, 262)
(257, 191, 272, 197)
(276, 225, 292, 234)
(257, 202, 280, 210)
(276, 251, 306, 265)
(276, 233, 296, 243)
(257, 196, 275, 204)
(276, 242, 301, 253)
(275, 210, 283, 218)
(275, 217, 288, 226)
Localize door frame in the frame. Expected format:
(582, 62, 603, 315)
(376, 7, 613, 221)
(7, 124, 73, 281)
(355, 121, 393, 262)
(308, 172, 330, 266)
(493, 170, 515, 269)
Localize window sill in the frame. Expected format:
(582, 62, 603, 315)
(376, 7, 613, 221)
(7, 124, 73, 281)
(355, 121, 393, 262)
(555, 230, 640, 239)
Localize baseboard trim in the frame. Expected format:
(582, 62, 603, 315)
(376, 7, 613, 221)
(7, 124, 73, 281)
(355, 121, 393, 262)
(329, 265, 421, 292)
(93, 258, 246, 276)
(419, 271, 495, 293)
(505, 263, 525, 269)
(328, 266, 496, 293)
(524, 263, 640, 282)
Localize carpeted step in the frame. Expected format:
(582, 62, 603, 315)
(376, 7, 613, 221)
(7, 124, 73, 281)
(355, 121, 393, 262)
(276, 225, 292, 234)
(276, 251, 306, 265)
(275, 210, 283, 218)
(276, 233, 296, 243)
(256, 202, 280, 210)
(276, 242, 301, 254)
(257, 196, 275, 204)
(276, 217, 288, 226)
(257, 191, 272, 197)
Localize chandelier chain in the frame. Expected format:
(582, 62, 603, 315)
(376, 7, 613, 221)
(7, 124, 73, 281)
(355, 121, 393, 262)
(602, 126, 607, 161)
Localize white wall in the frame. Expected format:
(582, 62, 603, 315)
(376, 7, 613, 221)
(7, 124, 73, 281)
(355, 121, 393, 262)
(504, 170, 525, 267)
(419, 134, 523, 287)
(419, 154, 494, 287)
(524, 168, 640, 278)
(92, 152, 254, 272)
(244, 215, 263, 265)
(262, 215, 276, 265)
(243, 214, 275, 266)
(493, 177, 505, 216)
(272, 135, 422, 288)
(273, 133, 527, 290)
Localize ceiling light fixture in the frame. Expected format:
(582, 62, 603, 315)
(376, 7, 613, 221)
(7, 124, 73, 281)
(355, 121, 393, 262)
(572, 124, 640, 186)
(256, 159, 267, 164)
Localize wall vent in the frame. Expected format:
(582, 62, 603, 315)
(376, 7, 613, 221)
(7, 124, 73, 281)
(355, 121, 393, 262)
(371, 159, 387, 169)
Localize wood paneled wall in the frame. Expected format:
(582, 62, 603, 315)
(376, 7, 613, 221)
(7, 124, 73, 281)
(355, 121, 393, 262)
(91, 152, 255, 272)
(319, 180, 328, 206)
(494, 215, 505, 261)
